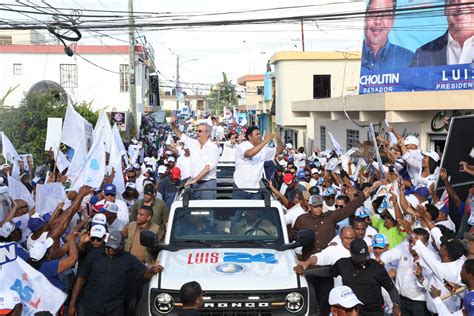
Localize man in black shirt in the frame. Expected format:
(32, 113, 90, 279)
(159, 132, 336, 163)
(330, 238, 401, 316)
(68, 230, 163, 316)
(178, 281, 203, 316)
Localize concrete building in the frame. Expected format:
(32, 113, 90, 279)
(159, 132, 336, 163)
(0, 40, 156, 118)
(270, 51, 474, 152)
(160, 93, 207, 114)
(270, 51, 361, 148)
(237, 74, 273, 133)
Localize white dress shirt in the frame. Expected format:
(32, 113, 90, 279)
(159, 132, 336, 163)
(413, 239, 465, 313)
(180, 134, 220, 181)
(176, 155, 192, 180)
(234, 141, 276, 190)
(447, 33, 474, 65)
(220, 141, 236, 162)
(315, 243, 350, 286)
(284, 203, 306, 227)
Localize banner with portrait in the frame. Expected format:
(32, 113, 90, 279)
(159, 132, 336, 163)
(359, 0, 473, 94)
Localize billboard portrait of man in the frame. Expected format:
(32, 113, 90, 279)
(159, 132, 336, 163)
(411, 0, 474, 67)
(361, 0, 414, 73)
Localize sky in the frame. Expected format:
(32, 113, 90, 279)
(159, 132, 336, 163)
(1, 0, 366, 93)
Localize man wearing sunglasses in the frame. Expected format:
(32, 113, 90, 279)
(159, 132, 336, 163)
(99, 184, 129, 229)
(170, 116, 220, 200)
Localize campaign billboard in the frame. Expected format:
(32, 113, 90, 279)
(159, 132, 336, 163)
(359, 0, 473, 94)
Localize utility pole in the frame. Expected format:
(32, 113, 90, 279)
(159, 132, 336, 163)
(176, 55, 179, 111)
(128, 0, 137, 136)
(300, 19, 305, 52)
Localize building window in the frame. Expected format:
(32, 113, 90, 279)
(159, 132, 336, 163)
(185, 100, 190, 107)
(59, 64, 78, 88)
(13, 64, 22, 75)
(313, 75, 331, 99)
(320, 126, 326, 151)
(346, 129, 359, 150)
(119, 64, 129, 92)
(0, 36, 12, 45)
(257, 86, 264, 95)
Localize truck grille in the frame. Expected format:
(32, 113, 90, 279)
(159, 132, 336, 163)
(201, 310, 271, 316)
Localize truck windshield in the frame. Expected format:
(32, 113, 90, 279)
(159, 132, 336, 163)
(171, 207, 284, 247)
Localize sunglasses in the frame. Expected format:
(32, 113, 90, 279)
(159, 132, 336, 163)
(335, 204, 344, 209)
(197, 129, 207, 133)
(91, 237, 104, 242)
(105, 193, 116, 197)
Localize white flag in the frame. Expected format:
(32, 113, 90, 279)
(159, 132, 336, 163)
(1, 132, 18, 164)
(60, 99, 92, 150)
(72, 130, 106, 190)
(7, 176, 35, 209)
(56, 149, 71, 173)
(35, 183, 66, 215)
(44, 118, 63, 152)
(108, 137, 125, 196)
(112, 124, 127, 156)
(0, 244, 67, 315)
(327, 131, 343, 156)
(66, 138, 88, 183)
(94, 112, 113, 153)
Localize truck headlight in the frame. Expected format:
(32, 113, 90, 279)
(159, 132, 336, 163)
(154, 293, 174, 314)
(284, 292, 304, 313)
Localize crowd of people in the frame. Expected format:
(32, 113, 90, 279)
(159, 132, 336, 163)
(0, 111, 473, 316)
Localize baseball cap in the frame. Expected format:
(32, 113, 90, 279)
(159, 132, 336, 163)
(165, 150, 172, 156)
(422, 150, 440, 163)
(29, 237, 54, 261)
(105, 230, 124, 250)
(414, 187, 430, 200)
(167, 156, 175, 163)
(309, 186, 320, 196)
(103, 184, 117, 195)
(0, 221, 21, 238)
(372, 233, 387, 248)
(355, 206, 370, 219)
(101, 202, 118, 214)
(0, 164, 10, 170)
(143, 186, 155, 195)
(0, 289, 21, 314)
(296, 170, 306, 180)
(324, 187, 337, 197)
(404, 135, 419, 147)
(28, 213, 46, 233)
(311, 168, 320, 175)
(125, 182, 136, 190)
(283, 173, 294, 185)
(309, 195, 324, 206)
(328, 286, 363, 308)
(91, 213, 107, 226)
(463, 290, 474, 316)
(171, 167, 181, 179)
(90, 225, 106, 239)
(350, 238, 370, 262)
(285, 143, 293, 149)
(157, 165, 167, 174)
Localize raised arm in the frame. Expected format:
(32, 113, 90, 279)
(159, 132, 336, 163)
(439, 168, 462, 209)
(169, 116, 183, 139)
(244, 134, 274, 159)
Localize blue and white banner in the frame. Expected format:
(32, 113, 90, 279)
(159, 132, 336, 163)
(359, 0, 473, 94)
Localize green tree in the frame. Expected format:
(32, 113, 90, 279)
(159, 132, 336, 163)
(0, 90, 99, 164)
(207, 72, 238, 115)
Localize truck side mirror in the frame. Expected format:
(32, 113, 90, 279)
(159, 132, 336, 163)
(296, 229, 314, 248)
(140, 230, 158, 248)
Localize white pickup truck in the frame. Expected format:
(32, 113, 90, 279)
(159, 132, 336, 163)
(139, 186, 316, 316)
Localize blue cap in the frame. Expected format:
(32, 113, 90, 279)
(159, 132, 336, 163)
(103, 184, 116, 195)
(297, 170, 306, 180)
(464, 291, 474, 315)
(324, 187, 337, 197)
(414, 186, 430, 200)
(28, 214, 46, 232)
(355, 207, 370, 219)
(372, 233, 387, 248)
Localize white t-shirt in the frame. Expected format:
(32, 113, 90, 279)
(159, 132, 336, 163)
(315, 243, 350, 286)
(234, 141, 276, 190)
(220, 141, 236, 162)
(176, 155, 193, 180)
(180, 134, 220, 181)
(284, 204, 306, 227)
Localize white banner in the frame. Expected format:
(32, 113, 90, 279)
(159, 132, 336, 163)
(93, 112, 113, 153)
(1, 132, 18, 164)
(0, 242, 67, 315)
(60, 99, 93, 151)
(327, 131, 343, 156)
(35, 183, 66, 215)
(44, 118, 63, 152)
(7, 176, 35, 209)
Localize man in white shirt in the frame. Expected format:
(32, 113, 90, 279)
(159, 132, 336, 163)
(99, 184, 129, 227)
(284, 190, 310, 228)
(170, 117, 220, 200)
(176, 147, 192, 180)
(381, 227, 432, 316)
(233, 126, 283, 199)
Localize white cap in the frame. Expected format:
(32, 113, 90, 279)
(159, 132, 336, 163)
(92, 213, 107, 226)
(0, 221, 20, 238)
(29, 237, 54, 261)
(167, 156, 175, 162)
(422, 150, 440, 163)
(329, 286, 363, 308)
(0, 289, 21, 313)
(285, 143, 293, 149)
(90, 225, 106, 239)
(125, 182, 136, 189)
(311, 168, 320, 174)
(165, 150, 172, 155)
(103, 202, 118, 214)
(406, 194, 420, 208)
(157, 165, 167, 174)
(404, 135, 419, 147)
(144, 157, 151, 163)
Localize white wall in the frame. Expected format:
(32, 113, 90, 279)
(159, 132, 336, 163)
(274, 58, 361, 127)
(0, 52, 131, 112)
